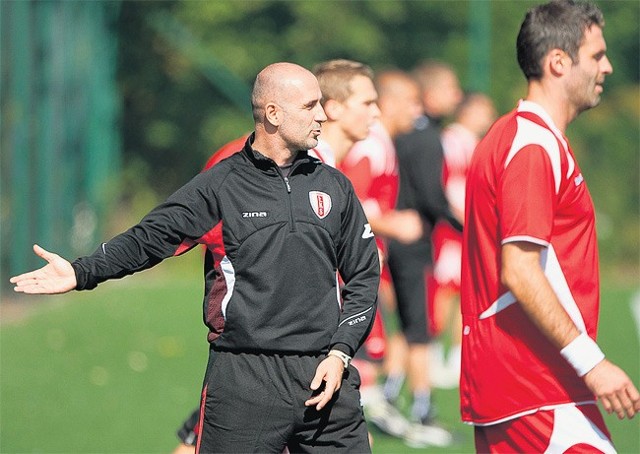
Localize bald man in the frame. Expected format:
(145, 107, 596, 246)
(11, 62, 380, 453)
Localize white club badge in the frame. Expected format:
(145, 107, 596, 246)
(309, 191, 332, 220)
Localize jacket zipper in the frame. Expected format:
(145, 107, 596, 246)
(276, 166, 297, 232)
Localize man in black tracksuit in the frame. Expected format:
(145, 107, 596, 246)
(10, 62, 380, 453)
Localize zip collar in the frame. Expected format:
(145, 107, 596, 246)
(241, 132, 321, 175)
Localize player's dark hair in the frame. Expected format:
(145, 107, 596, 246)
(516, 0, 605, 81)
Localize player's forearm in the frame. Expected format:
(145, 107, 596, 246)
(368, 212, 421, 242)
(501, 241, 581, 350)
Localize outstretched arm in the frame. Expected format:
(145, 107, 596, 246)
(9, 244, 77, 294)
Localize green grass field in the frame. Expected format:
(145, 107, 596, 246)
(1, 252, 639, 453)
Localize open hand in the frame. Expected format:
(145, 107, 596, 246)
(9, 244, 77, 294)
(584, 359, 640, 419)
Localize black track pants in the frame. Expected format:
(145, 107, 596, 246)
(196, 349, 371, 454)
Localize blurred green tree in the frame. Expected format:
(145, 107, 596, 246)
(116, 0, 638, 275)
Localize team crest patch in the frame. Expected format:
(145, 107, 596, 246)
(309, 191, 332, 219)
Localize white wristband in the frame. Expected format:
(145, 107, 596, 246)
(560, 332, 605, 377)
(328, 349, 351, 369)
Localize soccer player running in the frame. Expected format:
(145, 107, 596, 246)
(10, 62, 380, 453)
(461, 1, 640, 452)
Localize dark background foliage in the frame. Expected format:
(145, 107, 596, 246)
(115, 0, 638, 276)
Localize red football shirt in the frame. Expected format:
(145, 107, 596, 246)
(339, 122, 399, 255)
(461, 100, 599, 425)
(432, 122, 478, 288)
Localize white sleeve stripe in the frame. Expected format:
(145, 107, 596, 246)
(479, 245, 587, 335)
(505, 116, 562, 194)
(502, 236, 550, 247)
(479, 291, 517, 319)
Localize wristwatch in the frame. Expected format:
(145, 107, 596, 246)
(327, 349, 352, 369)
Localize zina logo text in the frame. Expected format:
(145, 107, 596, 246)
(242, 212, 268, 218)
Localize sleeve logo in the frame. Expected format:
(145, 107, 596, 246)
(309, 191, 332, 219)
(362, 223, 374, 239)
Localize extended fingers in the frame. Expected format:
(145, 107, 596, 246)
(11, 276, 52, 294)
(602, 385, 640, 420)
(304, 389, 332, 411)
(12, 282, 43, 294)
(10, 271, 43, 286)
(33, 244, 55, 262)
(623, 385, 640, 418)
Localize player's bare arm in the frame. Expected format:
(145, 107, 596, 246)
(501, 242, 580, 348)
(9, 244, 77, 294)
(502, 241, 640, 419)
(371, 209, 424, 244)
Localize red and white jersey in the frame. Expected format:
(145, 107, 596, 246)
(460, 100, 599, 425)
(339, 122, 399, 253)
(432, 123, 477, 287)
(310, 139, 337, 168)
(441, 123, 477, 217)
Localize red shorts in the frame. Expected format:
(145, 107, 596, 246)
(474, 404, 615, 453)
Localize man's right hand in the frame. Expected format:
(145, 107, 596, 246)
(9, 244, 77, 294)
(583, 359, 640, 420)
(387, 209, 424, 244)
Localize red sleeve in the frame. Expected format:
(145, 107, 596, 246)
(340, 157, 373, 203)
(202, 134, 249, 171)
(498, 144, 556, 246)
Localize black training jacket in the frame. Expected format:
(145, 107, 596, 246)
(72, 137, 380, 357)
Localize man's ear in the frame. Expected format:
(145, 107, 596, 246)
(323, 99, 343, 121)
(548, 49, 570, 77)
(265, 102, 282, 126)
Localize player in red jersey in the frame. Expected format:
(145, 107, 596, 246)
(340, 69, 425, 440)
(428, 93, 496, 389)
(461, 1, 640, 452)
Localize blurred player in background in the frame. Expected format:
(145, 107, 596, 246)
(429, 92, 497, 389)
(339, 68, 424, 439)
(384, 60, 463, 448)
(461, 1, 640, 452)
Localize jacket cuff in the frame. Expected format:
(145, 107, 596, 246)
(71, 259, 97, 290)
(329, 342, 354, 357)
